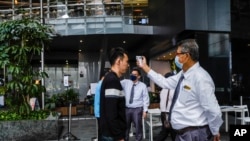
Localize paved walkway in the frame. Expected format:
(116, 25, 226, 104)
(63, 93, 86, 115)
(55, 113, 231, 141)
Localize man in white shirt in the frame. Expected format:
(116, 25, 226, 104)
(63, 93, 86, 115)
(137, 39, 223, 141)
(121, 67, 149, 141)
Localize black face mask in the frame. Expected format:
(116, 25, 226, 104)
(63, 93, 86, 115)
(130, 75, 137, 81)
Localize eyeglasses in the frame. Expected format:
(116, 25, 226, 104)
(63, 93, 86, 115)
(176, 52, 189, 56)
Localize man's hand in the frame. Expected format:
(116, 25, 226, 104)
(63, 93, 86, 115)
(142, 112, 147, 119)
(136, 56, 151, 73)
(213, 133, 220, 141)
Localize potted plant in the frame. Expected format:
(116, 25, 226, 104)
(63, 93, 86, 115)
(0, 18, 59, 140)
(148, 91, 160, 109)
(47, 88, 79, 116)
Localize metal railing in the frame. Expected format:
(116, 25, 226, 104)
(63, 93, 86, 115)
(0, 1, 149, 35)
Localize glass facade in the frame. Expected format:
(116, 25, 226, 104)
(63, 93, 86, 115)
(0, 0, 149, 35)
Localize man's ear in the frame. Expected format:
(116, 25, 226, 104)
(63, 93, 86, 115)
(115, 57, 121, 65)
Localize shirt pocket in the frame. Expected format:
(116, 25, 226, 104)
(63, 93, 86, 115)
(178, 83, 193, 105)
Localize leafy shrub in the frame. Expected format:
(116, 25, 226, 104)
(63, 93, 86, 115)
(0, 110, 50, 121)
(45, 88, 79, 109)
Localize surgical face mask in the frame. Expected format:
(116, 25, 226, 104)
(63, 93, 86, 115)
(130, 74, 137, 81)
(175, 56, 183, 69)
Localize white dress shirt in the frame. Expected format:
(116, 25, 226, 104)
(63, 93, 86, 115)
(147, 62, 223, 135)
(86, 89, 91, 96)
(120, 79, 149, 112)
(159, 89, 174, 112)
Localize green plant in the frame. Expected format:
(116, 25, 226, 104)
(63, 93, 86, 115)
(45, 88, 79, 109)
(149, 92, 160, 103)
(0, 86, 6, 96)
(0, 109, 50, 121)
(45, 94, 58, 110)
(0, 18, 54, 116)
(64, 88, 79, 103)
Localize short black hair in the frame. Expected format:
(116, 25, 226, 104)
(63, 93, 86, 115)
(164, 72, 174, 78)
(131, 67, 141, 76)
(108, 47, 128, 66)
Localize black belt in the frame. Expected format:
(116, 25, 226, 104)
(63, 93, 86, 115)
(126, 107, 142, 109)
(174, 125, 208, 135)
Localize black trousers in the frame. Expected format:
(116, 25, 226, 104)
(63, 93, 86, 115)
(155, 112, 176, 141)
(97, 118, 101, 141)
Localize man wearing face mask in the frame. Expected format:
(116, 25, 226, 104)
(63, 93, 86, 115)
(120, 67, 149, 141)
(137, 39, 223, 141)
